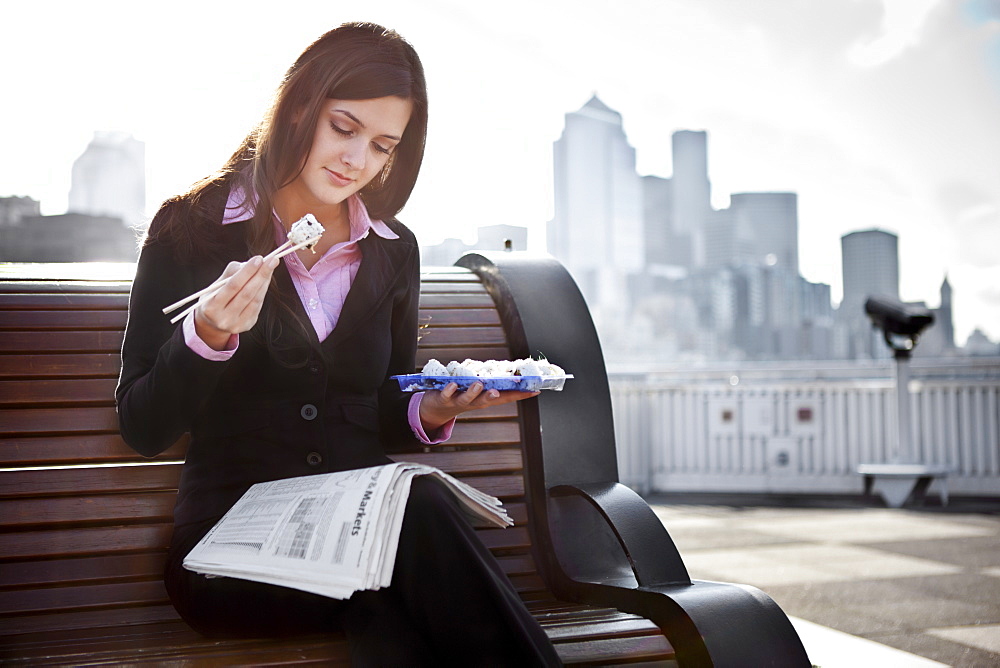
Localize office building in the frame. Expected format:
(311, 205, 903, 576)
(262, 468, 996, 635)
(68, 131, 146, 229)
(548, 96, 644, 332)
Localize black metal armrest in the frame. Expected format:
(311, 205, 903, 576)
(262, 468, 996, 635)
(547, 481, 810, 667)
(550, 482, 691, 587)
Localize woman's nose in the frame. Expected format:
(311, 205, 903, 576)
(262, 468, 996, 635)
(342, 139, 366, 171)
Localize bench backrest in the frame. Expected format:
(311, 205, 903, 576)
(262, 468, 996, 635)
(0, 266, 545, 637)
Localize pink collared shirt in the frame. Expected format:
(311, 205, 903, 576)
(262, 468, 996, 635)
(182, 187, 453, 445)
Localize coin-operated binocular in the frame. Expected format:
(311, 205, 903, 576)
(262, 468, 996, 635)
(864, 295, 934, 356)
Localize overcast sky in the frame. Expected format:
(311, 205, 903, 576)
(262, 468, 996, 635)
(3, 0, 998, 343)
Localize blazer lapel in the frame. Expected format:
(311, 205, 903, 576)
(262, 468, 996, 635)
(326, 233, 412, 347)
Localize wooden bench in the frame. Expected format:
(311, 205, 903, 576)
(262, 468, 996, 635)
(0, 254, 809, 666)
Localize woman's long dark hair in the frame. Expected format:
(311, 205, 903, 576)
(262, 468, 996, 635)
(150, 22, 427, 254)
(147, 22, 428, 362)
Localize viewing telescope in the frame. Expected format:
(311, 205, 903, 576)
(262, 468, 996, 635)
(864, 295, 934, 353)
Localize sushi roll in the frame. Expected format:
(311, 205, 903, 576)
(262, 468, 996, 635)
(287, 214, 325, 252)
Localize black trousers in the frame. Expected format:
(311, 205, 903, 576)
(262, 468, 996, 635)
(165, 476, 562, 667)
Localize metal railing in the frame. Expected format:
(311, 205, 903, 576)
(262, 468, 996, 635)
(609, 362, 1000, 497)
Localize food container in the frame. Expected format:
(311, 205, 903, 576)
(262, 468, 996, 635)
(392, 374, 573, 392)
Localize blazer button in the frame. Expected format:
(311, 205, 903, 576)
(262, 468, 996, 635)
(301, 404, 318, 420)
(306, 452, 323, 466)
(308, 362, 321, 374)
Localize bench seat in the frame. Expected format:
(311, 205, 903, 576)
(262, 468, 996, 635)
(1, 258, 808, 666)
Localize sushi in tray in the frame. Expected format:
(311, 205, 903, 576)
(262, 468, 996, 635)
(393, 357, 573, 392)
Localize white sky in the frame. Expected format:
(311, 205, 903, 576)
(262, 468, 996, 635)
(2, 0, 999, 344)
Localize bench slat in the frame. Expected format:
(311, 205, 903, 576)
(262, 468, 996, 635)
(0, 553, 167, 589)
(0, 406, 119, 435)
(0, 353, 121, 378)
(0, 309, 128, 329)
(0, 491, 177, 528)
(475, 526, 530, 552)
(441, 419, 522, 445)
(0, 434, 186, 466)
(418, 293, 497, 308)
(0, 378, 117, 405)
(0, 330, 124, 353)
(390, 447, 523, 473)
(544, 616, 664, 641)
(2, 631, 353, 667)
(415, 325, 507, 347)
(0, 604, 181, 638)
(0, 293, 128, 309)
(448, 473, 524, 499)
(418, 280, 488, 294)
(0, 580, 170, 616)
(0, 524, 172, 560)
(553, 634, 677, 665)
(417, 307, 501, 326)
(0, 464, 181, 498)
(3, 640, 350, 668)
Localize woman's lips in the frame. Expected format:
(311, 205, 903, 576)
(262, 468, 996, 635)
(325, 168, 354, 187)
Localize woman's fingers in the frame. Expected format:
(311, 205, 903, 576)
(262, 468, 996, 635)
(430, 383, 539, 415)
(419, 382, 541, 432)
(197, 256, 278, 334)
(236, 256, 279, 322)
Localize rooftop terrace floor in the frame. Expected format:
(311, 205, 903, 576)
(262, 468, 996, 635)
(647, 493, 1000, 667)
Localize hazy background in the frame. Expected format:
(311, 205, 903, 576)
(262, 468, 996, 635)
(2, 0, 998, 343)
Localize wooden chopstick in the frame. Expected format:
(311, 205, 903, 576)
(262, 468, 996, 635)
(167, 238, 316, 325)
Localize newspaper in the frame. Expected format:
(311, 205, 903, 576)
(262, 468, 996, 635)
(183, 462, 512, 599)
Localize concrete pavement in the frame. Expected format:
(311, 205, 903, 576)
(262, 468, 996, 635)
(645, 493, 1000, 667)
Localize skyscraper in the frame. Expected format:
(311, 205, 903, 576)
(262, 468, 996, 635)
(548, 96, 644, 333)
(841, 229, 899, 310)
(68, 132, 146, 229)
(670, 130, 711, 269)
(840, 229, 900, 359)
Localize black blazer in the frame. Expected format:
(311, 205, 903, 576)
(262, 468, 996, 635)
(116, 185, 423, 528)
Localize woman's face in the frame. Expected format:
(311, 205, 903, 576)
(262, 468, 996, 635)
(284, 96, 413, 220)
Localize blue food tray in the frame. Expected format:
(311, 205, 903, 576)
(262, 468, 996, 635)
(392, 374, 572, 392)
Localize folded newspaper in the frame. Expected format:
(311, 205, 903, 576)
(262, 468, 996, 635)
(183, 462, 512, 600)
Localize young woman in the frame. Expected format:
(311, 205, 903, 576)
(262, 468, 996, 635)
(116, 22, 561, 666)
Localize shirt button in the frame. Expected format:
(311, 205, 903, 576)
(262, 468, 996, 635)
(301, 404, 318, 420)
(306, 452, 323, 466)
(308, 298, 319, 310)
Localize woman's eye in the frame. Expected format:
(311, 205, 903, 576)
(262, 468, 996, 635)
(372, 143, 392, 155)
(330, 122, 352, 136)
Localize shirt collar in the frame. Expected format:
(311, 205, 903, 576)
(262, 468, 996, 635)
(222, 184, 399, 241)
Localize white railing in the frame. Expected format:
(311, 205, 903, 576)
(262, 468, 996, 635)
(609, 364, 1000, 497)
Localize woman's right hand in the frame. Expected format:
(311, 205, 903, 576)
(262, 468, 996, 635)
(194, 255, 280, 350)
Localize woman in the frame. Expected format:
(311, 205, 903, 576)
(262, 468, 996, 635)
(116, 22, 560, 666)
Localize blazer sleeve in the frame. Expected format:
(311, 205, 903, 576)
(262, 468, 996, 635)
(378, 237, 423, 452)
(115, 213, 233, 458)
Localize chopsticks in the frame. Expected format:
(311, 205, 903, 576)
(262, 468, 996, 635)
(162, 237, 316, 324)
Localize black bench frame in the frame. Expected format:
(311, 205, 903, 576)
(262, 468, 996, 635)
(461, 251, 810, 666)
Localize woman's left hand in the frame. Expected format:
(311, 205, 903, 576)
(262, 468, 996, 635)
(418, 383, 540, 432)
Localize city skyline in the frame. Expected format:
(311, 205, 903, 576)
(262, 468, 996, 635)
(2, 0, 998, 343)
